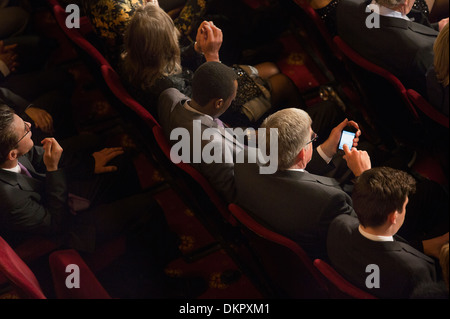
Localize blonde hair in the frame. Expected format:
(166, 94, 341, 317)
(122, 3, 182, 89)
(261, 108, 312, 171)
(434, 23, 449, 87)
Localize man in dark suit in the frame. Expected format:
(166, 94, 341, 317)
(234, 107, 449, 260)
(327, 167, 448, 298)
(336, 0, 447, 97)
(0, 104, 178, 263)
(234, 107, 368, 259)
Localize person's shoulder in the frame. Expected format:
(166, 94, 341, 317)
(159, 87, 186, 102)
(329, 213, 358, 234)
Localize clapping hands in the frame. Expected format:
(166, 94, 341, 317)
(195, 21, 223, 62)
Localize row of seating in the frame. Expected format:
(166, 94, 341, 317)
(2, 0, 444, 299)
(294, 0, 449, 130)
(40, 0, 377, 299)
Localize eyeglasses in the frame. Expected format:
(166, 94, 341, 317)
(16, 121, 31, 145)
(306, 131, 318, 145)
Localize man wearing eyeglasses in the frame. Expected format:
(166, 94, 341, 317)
(234, 107, 449, 261)
(0, 105, 180, 260)
(234, 108, 366, 260)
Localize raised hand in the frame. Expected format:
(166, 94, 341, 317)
(41, 138, 63, 172)
(320, 118, 361, 158)
(342, 144, 371, 177)
(0, 41, 18, 73)
(25, 106, 54, 133)
(195, 21, 223, 62)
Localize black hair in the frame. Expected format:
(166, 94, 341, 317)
(0, 105, 17, 164)
(352, 167, 416, 228)
(191, 61, 237, 107)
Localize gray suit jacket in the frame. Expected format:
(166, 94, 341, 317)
(327, 214, 437, 299)
(158, 88, 245, 203)
(336, 0, 439, 96)
(234, 154, 355, 260)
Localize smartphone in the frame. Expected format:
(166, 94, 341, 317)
(338, 130, 356, 151)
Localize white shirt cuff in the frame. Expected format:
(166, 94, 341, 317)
(317, 145, 333, 164)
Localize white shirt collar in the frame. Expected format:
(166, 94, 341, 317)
(359, 225, 394, 242)
(368, 0, 410, 21)
(1, 163, 21, 174)
(287, 168, 305, 172)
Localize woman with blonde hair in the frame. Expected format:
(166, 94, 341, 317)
(122, 3, 302, 128)
(426, 22, 449, 116)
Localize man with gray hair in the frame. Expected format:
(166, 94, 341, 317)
(336, 0, 448, 97)
(234, 108, 368, 259)
(234, 107, 449, 260)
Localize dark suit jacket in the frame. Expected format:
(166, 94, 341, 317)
(234, 153, 355, 260)
(0, 146, 70, 246)
(327, 214, 437, 299)
(0, 86, 31, 115)
(336, 0, 439, 96)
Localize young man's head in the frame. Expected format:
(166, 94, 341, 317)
(0, 105, 33, 166)
(191, 61, 238, 118)
(260, 108, 314, 171)
(352, 167, 416, 234)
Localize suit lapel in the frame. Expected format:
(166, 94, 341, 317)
(0, 166, 44, 192)
(179, 105, 245, 152)
(379, 13, 438, 36)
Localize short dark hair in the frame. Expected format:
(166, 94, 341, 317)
(191, 61, 237, 107)
(352, 167, 416, 228)
(0, 105, 17, 164)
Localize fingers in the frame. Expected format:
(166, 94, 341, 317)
(93, 147, 124, 174)
(95, 165, 118, 174)
(4, 43, 18, 52)
(99, 147, 124, 161)
(37, 112, 54, 133)
(342, 143, 353, 156)
(41, 138, 63, 171)
(26, 108, 54, 133)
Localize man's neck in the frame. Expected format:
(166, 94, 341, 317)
(289, 162, 307, 171)
(188, 100, 215, 118)
(0, 159, 18, 170)
(360, 224, 395, 238)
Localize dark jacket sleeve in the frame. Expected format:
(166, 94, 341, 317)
(180, 42, 206, 72)
(0, 87, 32, 115)
(307, 148, 336, 176)
(0, 169, 69, 237)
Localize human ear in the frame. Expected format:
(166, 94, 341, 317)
(215, 99, 224, 110)
(7, 149, 18, 161)
(388, 211, 398, 225)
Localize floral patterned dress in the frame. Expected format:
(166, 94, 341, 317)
(82, 0, 209, 64)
